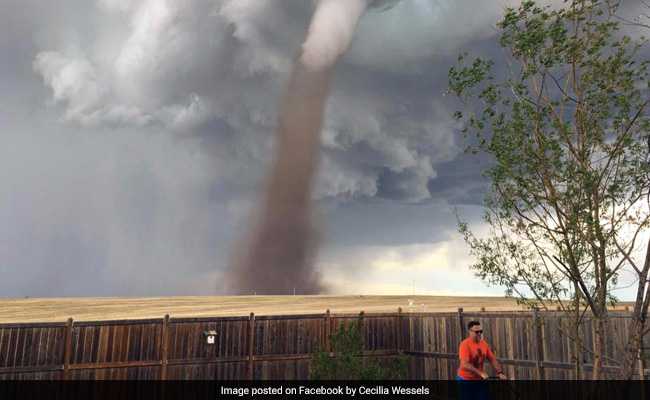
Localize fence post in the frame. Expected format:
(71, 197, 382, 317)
(359, 311, 365, 351)
(248, 312, 255, 380)
(160, 314, 170, 380)
(62, 318, 73, 380)
(324, 309, 331, 353)
(532, 308, 545, 380)
(457, 308, 465, 338)
(396, 307, 403, 354)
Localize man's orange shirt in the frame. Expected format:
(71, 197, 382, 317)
(457, 338, 496, 380)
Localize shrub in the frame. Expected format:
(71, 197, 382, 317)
(309, 321, 407, 380)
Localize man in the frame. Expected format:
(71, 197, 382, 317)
(457, 321, 507, 380)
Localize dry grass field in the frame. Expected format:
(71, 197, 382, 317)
(0, 295, 533, 323)
(0, 295, 633, 323)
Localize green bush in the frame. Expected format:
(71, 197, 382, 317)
(309, 321, 407, 380)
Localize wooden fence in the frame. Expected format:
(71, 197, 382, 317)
(0, 309, 647, 380)
(406, 309, 649, 380)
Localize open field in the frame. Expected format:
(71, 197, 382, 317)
(0, 295, 634, 323)
(0, 295, 531, 323)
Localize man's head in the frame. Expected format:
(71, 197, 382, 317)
(467, 320, 483, 343)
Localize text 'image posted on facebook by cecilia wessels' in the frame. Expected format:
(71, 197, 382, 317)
(220, 385, 430, 396)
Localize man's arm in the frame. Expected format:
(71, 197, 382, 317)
(460, 361, 488, 379)
(487, 348, 507, 380)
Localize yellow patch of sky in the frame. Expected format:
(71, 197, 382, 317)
(321, 238, 488, 295)
(368, 242, 452, 272)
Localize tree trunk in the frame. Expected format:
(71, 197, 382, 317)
(574, 321, 583, 379)
(574, 287, 583, 379)
(619, 318, 644, 380)
(592, 316, 606, 380)
(619, 238, 650, 380)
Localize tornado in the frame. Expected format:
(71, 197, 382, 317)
(224, 0, 401, 295)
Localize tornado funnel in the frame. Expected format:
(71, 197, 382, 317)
(224, 0, 402, 295)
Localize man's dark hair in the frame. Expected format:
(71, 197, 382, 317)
(467, 320, 481, 330)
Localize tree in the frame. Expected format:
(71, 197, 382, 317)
(309, 321, 407, 380)
(449, 0, 650, 379)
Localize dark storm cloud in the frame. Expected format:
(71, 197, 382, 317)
(0, 0, 564, 297)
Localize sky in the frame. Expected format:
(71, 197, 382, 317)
(0, 0, 644, 299)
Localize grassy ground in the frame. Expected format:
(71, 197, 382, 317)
(0, 295, 528, 323)
(0, 295, 633, 323)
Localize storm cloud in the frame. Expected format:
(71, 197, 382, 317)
(1, 0, 567, 297)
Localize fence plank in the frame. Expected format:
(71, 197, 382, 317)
(160, 315, 169, 380)
(324, 310, 331, 353)
(533, 308, 545, 380)
(247, 313, 254, 380)
(396, 307, 402, 354)
(62, 318, 73, 380)
(359, 311, 365, 350)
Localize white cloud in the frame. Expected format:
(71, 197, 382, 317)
(349, 0, 566, 72)
(320, 237, 504, 296)
(114, 0, 176, 83)
(158, 93, 211, 131)
(97, 0, 135, 13)
(33, 52, 106, 121)
(33, 51, 153, 127)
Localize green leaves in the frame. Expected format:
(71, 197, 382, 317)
(449, 0, 650, 313)
(309, 321, 407, 380)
